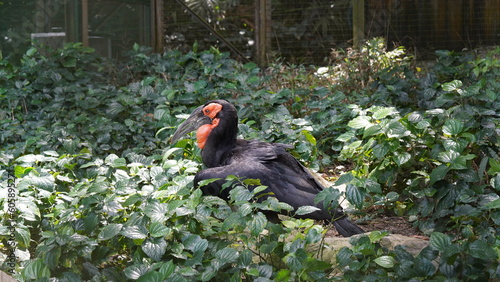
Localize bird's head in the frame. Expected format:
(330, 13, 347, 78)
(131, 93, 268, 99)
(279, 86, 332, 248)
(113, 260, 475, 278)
(171, 100, 238, 149)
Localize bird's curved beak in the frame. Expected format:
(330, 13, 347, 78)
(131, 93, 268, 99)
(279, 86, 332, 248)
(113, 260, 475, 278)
(171, 105, 212, 144)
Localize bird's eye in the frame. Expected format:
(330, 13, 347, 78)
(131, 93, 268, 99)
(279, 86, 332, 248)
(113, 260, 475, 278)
(204, 109, 210, 114)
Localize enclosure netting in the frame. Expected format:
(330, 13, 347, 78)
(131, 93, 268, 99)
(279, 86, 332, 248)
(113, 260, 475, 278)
(1, 0, 499, 64)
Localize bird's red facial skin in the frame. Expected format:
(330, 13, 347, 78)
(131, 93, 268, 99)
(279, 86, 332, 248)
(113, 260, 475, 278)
(202, 103, 223, 119)
(196, 118, 220, 149)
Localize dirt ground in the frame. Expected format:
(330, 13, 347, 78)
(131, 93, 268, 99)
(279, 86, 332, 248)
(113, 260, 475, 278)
(327, 216, 426, 238)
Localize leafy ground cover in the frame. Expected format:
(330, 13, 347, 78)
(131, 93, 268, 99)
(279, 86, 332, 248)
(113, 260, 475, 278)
(1, 39, 499, 281)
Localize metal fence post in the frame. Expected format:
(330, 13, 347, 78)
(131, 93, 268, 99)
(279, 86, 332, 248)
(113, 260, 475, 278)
(353, 0, 365, 48)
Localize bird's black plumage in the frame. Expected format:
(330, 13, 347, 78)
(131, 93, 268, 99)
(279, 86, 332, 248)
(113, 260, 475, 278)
(171, 100, 364, 237)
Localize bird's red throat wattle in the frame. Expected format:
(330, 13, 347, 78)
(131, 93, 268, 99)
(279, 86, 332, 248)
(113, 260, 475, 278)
(196, 103, 223, 149)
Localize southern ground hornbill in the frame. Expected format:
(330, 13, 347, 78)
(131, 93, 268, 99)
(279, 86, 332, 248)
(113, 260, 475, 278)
(171, 99, 364, 237)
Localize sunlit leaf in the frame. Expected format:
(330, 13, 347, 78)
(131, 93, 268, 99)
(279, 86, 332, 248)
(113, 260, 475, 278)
(393, 152, 411, 166)
(124, 264, 149, 280)
(374, 255, 395, 268)
(142, 237, 167, 261)
(372, 107, 396, 119)
(121, 225, 148, 239)
(348, 116, 372, 129)
(295, 205, 320, 216)
(441, 80, 462, 92)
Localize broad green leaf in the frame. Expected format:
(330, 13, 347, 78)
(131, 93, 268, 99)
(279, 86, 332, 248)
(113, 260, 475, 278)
(183, 234, 208, 252)
(363, 124, 382, 137)
(442, 119, 464, 135)
(441, 80, 462, 92)
(336, 247, 353, 267)
(43, 247, 61, 270)
(22, 258, 50, 280)
(295, 205, 320, 216)
(335, 172, 354, 185)
(348, 115, 372, 129)
(438, 150, 459, 163)
(238, 249, 253, 267)
(415, 257, 436, 277)
(194, 80, 208, 91)
(488, 158, 500, 175)
(253, 185, 268, 195)
(83, 212, 99, 233)
(282, 220, 296, 228)
(149, 222, 171, 238)
(111, 157, 127, 168)
(201, 266, 217, 281)
(26, 47, 37, 56)
(142, 237, 167, 261)
(125, 264, 149, 280)
(305, 225, 323, 244)
(17, 198, 41, 221)
(491, 174, 500, 191)
(99, 224, 123, 241)
(345, 184, 365, 210)
(430, 165, 450, 185)
(372, 107, 396, 119)
(158, 260, 175, 278)
(260, 241, 278, 255)
(373, 143, 390, 160)
(229, 186, 254, 202)
(61, 57, 77, 68)
(369, 230, 389, 243)
(429, 232, 451, 252)
(407, 111, 423, 123)
(347, 140, 363, 149)
(257, 264, 273, 278)
(283, 252, 302, 272)
(336, 131, 356, 142)
(393, 152, 411, 166)
(14, 165, 33, 178)
(443, 138, 468, 152)
(275, 269, 292, 281)
(301, 130, 317, 146)
(215, 247, 239, 264)
(485, 198, 500, 209)
(469, 240, 498, 260)
(144, 201, 169, 222)
(374, 255, 395, 268)
(250, 212, 267, 236)
(121, 225, 148, 239)
(16, 227, 31, 248)
(137, 271, 163, 282)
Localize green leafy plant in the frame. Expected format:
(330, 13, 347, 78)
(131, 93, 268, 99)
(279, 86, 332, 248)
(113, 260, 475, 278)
(1, 40, 499, 281)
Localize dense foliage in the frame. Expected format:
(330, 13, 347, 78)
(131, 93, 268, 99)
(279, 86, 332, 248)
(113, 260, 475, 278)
(1, 40, 499, 281)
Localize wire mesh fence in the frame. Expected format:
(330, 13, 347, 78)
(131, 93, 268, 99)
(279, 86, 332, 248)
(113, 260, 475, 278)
(1, 0, 499, 64)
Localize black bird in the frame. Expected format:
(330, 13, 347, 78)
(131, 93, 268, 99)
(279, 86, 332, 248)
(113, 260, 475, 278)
(171, 100, 364, 237)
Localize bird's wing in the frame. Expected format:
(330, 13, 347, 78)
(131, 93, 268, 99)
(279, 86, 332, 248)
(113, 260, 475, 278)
(195, 139, 364, 236)
(197, 140, 335, 219)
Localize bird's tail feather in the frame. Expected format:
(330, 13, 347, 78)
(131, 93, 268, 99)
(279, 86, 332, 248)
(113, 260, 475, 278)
(332, 216, 364, 237)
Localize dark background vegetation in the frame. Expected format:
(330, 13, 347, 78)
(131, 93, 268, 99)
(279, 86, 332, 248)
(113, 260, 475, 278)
(1, 0, 499, 63)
